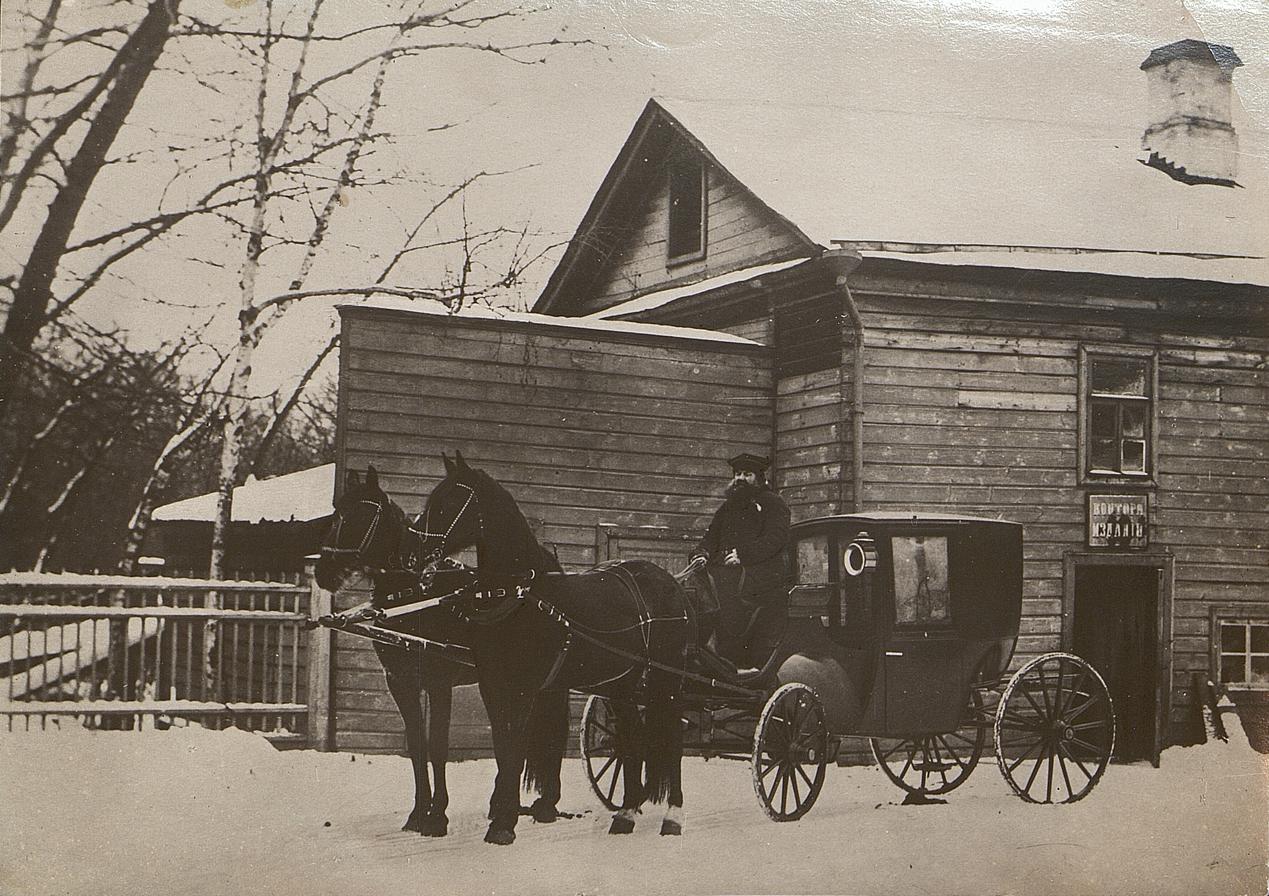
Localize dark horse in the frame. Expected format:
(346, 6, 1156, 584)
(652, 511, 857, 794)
(313, 467, 567, 839)
(414, 452, 697, 842)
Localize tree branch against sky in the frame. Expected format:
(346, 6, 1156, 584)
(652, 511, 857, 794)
(0, 0, 588, 574)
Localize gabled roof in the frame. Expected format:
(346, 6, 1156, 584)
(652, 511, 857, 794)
(534, 48, 1269, 307)
(533, 99, 819, 314)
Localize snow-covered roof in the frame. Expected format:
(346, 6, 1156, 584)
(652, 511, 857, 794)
(342, 296, 762, 345)
(587, 258, 813, 320)
(855, 246, 1269, 287)
(152, 464, 335, 524)
(651, 91, 1269, 285)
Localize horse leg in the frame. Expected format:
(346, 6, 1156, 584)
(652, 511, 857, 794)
(525, 688, 568, 824)
(419, 682, 452, 837)
(381, 658, 431, 834)
(658, 694, 686, 836)
(608, 700, 645, 835)
(480, 682, 530, 845)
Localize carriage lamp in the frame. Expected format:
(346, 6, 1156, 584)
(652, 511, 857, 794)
(844, 534, 877, 577)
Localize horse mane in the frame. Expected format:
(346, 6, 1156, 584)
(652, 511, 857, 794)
(467, 468, 562, 575)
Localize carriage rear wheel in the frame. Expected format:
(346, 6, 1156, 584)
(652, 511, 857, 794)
(752, 683, 829, 822)
(869, 687, 986, 797)
(580, 695, 643, 811)
(994, 652, 1115, 804)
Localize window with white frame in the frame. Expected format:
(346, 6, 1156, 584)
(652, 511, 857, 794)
(1082, 349, 1155, 478)
(1218, 619, 1269, 688)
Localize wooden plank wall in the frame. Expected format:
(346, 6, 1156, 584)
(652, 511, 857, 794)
(332, 309, 773, 754)
(579, 160, 807, 313)
(848, 278, 1268, 737)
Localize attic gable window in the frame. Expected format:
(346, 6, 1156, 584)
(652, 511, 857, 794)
(667, 158, 706, 263)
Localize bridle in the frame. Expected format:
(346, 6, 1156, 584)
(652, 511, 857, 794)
(320, 482, 480, 578)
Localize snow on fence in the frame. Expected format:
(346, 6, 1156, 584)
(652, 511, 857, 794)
(0, 572, 321, 742)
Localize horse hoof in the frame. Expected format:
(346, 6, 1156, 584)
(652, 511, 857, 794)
(530, 800, 559, 824)
(608, 816, 636, 835)
(419, 814, 448, 837)
(402, 812, 423, 833)
(484, 826, 516, 846)
(660, 819, 682, 836)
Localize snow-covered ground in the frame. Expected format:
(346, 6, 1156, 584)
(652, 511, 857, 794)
(2, 719, 1265, 896)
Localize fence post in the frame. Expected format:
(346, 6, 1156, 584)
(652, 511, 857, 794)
(305, 562, 333, 751)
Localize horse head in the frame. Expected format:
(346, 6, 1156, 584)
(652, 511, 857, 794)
(420, 451, 557, 576)
(316, 465, 406, 592)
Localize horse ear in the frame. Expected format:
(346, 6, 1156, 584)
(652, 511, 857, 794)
(441, 452, 455, 475)
(455, 449, 471, 472)
(345, 469, 362, 491)
(365, 465, 380, 490)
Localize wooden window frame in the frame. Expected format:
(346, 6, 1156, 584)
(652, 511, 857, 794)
(1077, 345, 1158, 486)
(666, 157, 707, 266)
(1211, 607, 1269, 692)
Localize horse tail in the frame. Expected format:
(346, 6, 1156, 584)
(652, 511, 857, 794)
(522, 687, 569, 797)
(642, 692, 682, 805)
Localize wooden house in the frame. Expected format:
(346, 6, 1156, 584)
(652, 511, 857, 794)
(328, 40, 1267, 761)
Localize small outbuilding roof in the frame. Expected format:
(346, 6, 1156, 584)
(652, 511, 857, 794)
(152, 464, 335, 524)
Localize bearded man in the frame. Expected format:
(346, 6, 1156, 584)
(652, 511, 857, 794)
(690, 453, 791, 672)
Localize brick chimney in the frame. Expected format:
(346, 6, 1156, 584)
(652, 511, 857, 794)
(1140, 39, 1243, 186)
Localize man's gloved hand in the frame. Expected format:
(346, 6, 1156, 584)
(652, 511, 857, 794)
(722, 548, 741, 567)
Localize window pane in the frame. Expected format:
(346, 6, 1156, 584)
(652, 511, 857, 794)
(1122, 405, 1146, 438)
(796, 535, 830, 585)
(1222, 623, 1247, 652)
(1220, 657, 1245, 683)
(1091, 358, 1147, 396)
(1091, 438, 1117, 471)
(1252, 656, 1269, 686)
(1252, 624, 1269, 652)
(892, 536, 950, 625)
(1090, 402, 1117, 436)
(668, 162, 703, 258)
(1122, 440, 1146, 473)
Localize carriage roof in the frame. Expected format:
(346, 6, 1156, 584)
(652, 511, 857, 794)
(792, 512, 1020, 529)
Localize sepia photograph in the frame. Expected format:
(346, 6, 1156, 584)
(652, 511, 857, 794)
(1, 1, 1267, 894)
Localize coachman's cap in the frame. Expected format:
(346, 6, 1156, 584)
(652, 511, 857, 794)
(728, 452, 769, 473)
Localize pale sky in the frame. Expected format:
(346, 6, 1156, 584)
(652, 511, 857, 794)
(7, 0, 1268, 394)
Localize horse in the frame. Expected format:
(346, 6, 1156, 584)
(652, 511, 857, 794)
(414, 451, 697, 843)
(313, 466, 567, 838)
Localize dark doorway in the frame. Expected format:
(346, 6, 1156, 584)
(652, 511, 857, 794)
(1072, 565, 1158, 762)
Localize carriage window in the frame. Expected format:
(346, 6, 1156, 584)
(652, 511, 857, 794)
(795, 535, 831, 585)
(891, 536, 950, 625)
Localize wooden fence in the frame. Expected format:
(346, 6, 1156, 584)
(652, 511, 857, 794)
(0, 572, 325, 745)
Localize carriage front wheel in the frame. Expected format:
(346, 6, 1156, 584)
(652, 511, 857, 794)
(869, 687, 986, 797)
(580, 695, 645, 811)
(752, 683, 829, 821)
(994, 652, 1115, 804)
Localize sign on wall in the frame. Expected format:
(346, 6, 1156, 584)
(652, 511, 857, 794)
(1087, 494, 1149, 549)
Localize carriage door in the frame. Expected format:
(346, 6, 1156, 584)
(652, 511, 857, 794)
(883, 534, 961, 736)
(1070, 562, 1165, 764)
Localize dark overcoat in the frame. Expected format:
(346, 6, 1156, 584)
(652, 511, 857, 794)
(695, 484, 791, 606)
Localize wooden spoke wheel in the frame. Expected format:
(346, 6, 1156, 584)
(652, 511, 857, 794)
(870, 688, 986, 797)
(751, 683, 829, 822)
(580, 695, 642, 811)
(994, 652, 1115, 804)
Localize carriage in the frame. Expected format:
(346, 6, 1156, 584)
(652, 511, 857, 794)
(315, 464, 1115, 840)
(580, 512, 1116, 819)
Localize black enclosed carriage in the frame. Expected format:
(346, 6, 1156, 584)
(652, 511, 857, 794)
(581, 513, 1116, 820)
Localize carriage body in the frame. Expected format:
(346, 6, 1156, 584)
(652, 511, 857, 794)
(776, 512, 1022, 740)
